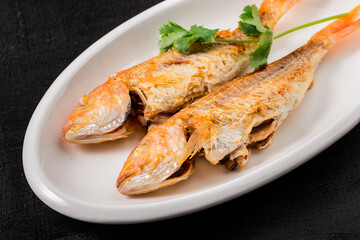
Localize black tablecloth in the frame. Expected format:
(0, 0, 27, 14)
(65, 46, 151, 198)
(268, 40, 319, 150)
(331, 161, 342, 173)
(1, 0, 360, 239)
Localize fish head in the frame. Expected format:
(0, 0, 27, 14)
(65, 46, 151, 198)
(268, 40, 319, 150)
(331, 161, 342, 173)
(116, 119, 194, 195)
(62, 77, 131, 143)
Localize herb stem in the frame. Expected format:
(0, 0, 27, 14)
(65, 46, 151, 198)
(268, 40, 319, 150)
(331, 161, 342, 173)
(215, 12, 350, 44)
(273, 12, 350, 39)
(214, 38, 259, 43)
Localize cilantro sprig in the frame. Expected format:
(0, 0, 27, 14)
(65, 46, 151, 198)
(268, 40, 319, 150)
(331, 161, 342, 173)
(238, 5, 266, 36)
(237, 4, 273, 69)
(158, 5, 350, 69)
(159, 22, 218, 54)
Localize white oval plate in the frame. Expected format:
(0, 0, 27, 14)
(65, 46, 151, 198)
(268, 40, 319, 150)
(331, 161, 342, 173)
(23, 0, 360, 224)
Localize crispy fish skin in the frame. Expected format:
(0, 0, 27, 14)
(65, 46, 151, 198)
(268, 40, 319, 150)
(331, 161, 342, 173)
(117, 4, 360, 195)
(62, 0, 300, 144)
(120, 0, 301, 120)
(182, 40, 329, 164)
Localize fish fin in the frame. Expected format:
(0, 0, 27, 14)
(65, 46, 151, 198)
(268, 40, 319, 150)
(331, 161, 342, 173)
(311, 4, 360, 43)
(178, 121, 214, 164)
(259, 0, 301, 29)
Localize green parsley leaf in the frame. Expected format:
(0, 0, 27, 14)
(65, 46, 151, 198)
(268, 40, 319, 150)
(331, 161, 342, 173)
(158, 22, 219, 54)
(239, 5, 266, 35)
(174, 35, 201, 54)
(159, 21, 187, 35)
(249, 28, 273, 69)
(159, 31, 188, 53)
(239, 22, 262, 36)
(158, 22, 189, 53)
(189, 25, 219, 43)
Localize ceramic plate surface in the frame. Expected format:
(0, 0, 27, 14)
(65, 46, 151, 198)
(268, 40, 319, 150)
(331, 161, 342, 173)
(23, 0, 360, 223)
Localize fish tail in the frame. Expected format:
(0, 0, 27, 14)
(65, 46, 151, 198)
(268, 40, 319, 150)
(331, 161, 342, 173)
(310, 4, 360, 44)
(259, 0, 301, 28)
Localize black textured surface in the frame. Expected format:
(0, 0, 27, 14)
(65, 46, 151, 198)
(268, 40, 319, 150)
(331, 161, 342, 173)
(1, 0, 360, 239)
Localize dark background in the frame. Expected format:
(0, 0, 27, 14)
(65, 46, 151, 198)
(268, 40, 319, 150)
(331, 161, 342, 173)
(1, 0, 360, 239)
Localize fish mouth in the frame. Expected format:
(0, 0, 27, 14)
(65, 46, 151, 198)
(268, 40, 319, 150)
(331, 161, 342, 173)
(63, 116, 137, 144)
(117, 159, 195, 195)
(63, 104, 132, 143)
